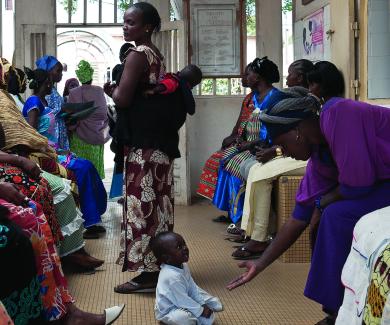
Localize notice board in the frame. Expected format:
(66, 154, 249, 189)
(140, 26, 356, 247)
(186, 0, 244, 77)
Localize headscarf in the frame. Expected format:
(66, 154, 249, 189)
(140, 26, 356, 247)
(0, 58, 12, 89)
(75, 60, 94, 84)
(35, 55, 59, 71)
(260, 86, 321, 140)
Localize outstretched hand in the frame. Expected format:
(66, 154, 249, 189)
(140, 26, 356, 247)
(226, 260, 261, 290)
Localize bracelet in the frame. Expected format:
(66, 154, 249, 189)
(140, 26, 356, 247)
(275, 147, 283, 157)
(315, 197, 324, 213)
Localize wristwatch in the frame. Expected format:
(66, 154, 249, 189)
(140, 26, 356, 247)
(275, 147, 283, 157)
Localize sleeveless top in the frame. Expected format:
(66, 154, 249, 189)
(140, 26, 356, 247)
(116, 45, 195, 159)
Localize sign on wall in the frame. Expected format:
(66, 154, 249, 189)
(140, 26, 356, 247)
(301, 9, 324, 61)
(186, 0, 243, 77)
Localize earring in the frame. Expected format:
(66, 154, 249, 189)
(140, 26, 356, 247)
(146, 30, 149, 33)
(295, 130, 300, 141)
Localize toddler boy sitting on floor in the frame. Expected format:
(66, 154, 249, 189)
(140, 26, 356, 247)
(151, 231, 223, 325)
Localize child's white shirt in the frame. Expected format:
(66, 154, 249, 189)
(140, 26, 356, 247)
(155, 263, 206, 320)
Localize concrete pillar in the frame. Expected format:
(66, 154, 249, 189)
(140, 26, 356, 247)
(14, 0, 56, 69)
(256, 0, 283, 86)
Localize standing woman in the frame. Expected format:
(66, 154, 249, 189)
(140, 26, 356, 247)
(68, 60, 110, 179)
(105, 2, 173, 293)
(36, 55, 70, 150)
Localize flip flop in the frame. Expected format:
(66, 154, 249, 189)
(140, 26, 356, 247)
(105, 304, 125, 325)
(224, 236, 250, 243)
(114, 281, 156, 294)
(232, 246, 264, 260)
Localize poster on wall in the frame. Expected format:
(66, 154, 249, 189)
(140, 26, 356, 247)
(188, 0, 243, 77)
(301, 9, 324, 61)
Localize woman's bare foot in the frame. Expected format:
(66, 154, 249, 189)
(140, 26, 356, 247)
(232, 239, 269, 259)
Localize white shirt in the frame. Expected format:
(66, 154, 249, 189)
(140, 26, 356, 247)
(155, 263, 206, 320)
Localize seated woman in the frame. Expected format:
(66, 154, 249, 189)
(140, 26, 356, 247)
(233, 59, 314, 259)
(67, 60, 110, 179)
(7, 67, 26, 111)
(0, 60, 103, 271)
(212, 57, 289, 228)
(196, 64, 254, 220)
(23, 67, 107, 238)
(0, 204, 44, 325)
(228, 61, 390, 325)
(0, 186, 125, 324)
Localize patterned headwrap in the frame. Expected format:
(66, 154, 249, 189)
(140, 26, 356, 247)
(260, 86, 321, 140)
(35, 55, 59, 71)
(0, 58, 12, 89)
(75, 60, 94, 84)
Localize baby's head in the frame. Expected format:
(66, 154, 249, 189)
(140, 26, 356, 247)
(179, 64, 203, 88)
(151, 231, 189, 267)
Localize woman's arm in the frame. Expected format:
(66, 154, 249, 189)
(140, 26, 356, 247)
(0, 151, 41, 180)
(227, 217, 307, 290)
(26, 109, 40, 130)
(111, 51, 149, 108)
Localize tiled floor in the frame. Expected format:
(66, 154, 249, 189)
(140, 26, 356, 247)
(68, 168, 324, 325)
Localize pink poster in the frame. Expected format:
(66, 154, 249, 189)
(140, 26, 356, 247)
(302, 9, 324, 61)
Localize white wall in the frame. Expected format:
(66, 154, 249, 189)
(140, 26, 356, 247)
(188, 96, 245, 196)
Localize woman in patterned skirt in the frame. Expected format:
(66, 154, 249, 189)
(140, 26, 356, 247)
(105, 2, 194, 293)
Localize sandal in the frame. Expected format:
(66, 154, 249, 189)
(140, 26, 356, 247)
(105, 304, 125, 324)
(114, 280, 156, 294)
(225, 236, 250, 244)
(232, 246, 264, 260)
(227, 224, 243, 236)
(212, 215, 230, 223)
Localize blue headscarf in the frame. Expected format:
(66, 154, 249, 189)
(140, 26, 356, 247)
(35, 55, 59, 71)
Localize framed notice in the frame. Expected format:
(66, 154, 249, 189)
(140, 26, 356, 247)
(186, 0, 244, 77)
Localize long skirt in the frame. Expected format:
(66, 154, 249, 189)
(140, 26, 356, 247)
(42, 171, 85, 257)
(66, 157, 107, 228)
(0, 199, 74, 321)
(197, 151, 223, 200)
(70, 133, 105, 179)
(305, 181, 390, 312)
(0, 216, 44, 325)
(117, 148, 174, 273)
(212, 168, 244, 224)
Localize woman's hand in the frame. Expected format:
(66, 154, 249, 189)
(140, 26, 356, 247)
(256, 147, 277, 164)
(0, 183, 28, 206)
(221, 135, 237, 149)
(236, 141, 252, 151)
(14, 156, 41, 181)
(103, 81, 117, 98)
(226, 260, 262, 290)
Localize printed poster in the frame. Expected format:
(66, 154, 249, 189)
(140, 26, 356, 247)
(302, 9, 324, 61)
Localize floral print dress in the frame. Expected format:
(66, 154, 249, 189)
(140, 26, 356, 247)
(116, 46, 174, 273)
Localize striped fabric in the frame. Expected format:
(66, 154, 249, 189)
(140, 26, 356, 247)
(224, 110, 261, 179)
